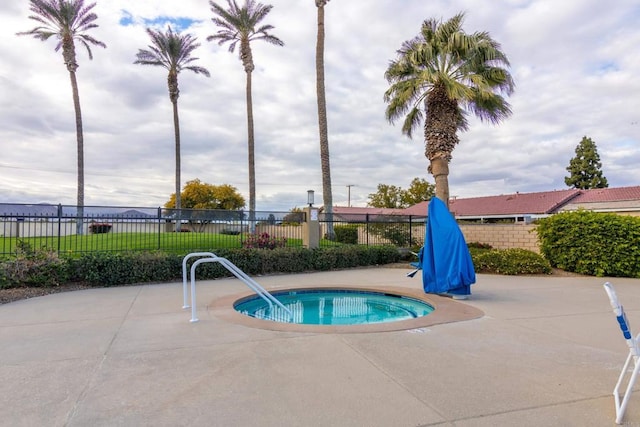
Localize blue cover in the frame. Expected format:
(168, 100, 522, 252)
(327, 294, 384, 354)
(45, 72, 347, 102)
(416, 198, 476, 295)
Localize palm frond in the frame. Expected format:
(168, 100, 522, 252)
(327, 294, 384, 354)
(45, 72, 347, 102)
(134, 26, 210, 78)
(384, 10, 514, 138)
(17, 0, 106, 62)
(208, 0, 283, 62)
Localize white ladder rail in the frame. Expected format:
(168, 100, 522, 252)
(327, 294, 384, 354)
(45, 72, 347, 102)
(185, 254, 292, 323)
(182, 252, 216, 308)
(604, 282, 640, 424)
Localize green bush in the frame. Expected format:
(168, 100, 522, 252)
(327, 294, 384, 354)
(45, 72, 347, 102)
(89, 223, 112, 234)
(369, 223, 416, 247)
(334, 225, 359, 244)
(72, 246, 400, 287)
(472, 248, 552, 275)
(71, 251, 181, 287)
(467, 242, 493, 250)
(1, 241, 71, 288)
(537, 210, 640, 277)
(242, 232, 287, 250)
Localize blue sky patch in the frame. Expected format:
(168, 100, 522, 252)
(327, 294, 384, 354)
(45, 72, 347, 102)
(119, 11, 198, 31)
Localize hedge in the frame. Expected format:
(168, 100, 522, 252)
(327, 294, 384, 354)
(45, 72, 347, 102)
(0, 245, 401, 289)
(537, 210, 640, 277)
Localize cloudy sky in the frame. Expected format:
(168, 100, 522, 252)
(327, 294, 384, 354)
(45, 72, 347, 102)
(1, 0, 639, 211)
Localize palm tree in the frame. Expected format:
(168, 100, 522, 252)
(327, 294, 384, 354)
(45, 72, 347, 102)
(17, 0, 106, 235)
(208, 0, 284, 223)
(384, 12, 514, 209)
(134, 27, 210, 231)
(315, 0, 334, 239)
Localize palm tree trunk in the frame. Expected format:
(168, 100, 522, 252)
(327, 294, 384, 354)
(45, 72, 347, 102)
(430, 157, 450, 209)
(246, 70, 256, 230)
(316, 2, 334, 239)
(425, 84, 458, 211)
(68, 70, 84, 235)
(172, 99, 182, 232)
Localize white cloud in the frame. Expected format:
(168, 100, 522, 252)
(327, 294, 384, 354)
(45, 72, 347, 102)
(1, 0, 639, 210)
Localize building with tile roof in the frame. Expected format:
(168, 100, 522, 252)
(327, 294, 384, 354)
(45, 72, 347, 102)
(334, 186, 640, 222)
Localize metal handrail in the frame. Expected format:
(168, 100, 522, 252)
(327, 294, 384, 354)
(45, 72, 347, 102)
(182, 252, 216, 308)
(183, 252, 292, 323)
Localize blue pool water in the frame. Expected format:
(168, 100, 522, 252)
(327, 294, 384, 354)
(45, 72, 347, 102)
(234, 289, 434, 325)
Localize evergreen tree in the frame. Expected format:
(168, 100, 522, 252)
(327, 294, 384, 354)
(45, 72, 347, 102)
(565, 136, 609, 189)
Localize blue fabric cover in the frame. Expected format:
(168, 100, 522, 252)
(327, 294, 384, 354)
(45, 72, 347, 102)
(419, 197, 476, 295)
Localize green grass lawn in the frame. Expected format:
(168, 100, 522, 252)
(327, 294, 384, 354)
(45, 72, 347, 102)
(0, 232, 309, 256)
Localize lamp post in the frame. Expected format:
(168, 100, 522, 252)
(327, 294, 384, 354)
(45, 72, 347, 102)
(307, 189, 315, 207)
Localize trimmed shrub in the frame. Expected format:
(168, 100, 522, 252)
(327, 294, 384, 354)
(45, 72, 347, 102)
(472, 248, 552, 275)
(71, 251, 181, 287)
(537, 210, 640, 277)
(467, 242, 493, 250)
(1, 245, 401, 290)
(334, 225, 359, 244)
(242, 232, 287, 250)
(1, 241, 71, 288)
(369, 223, 416, 247)
(89, 223, 112, 234)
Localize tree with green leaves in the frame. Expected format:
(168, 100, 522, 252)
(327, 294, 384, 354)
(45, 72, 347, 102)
(564, 136, 609, 189)
(208, 0, 284, 222)
(368, 177, 435, 208)
(165, 179, 245, 231)
(368, 184, 403, 209)
(314, 0, 334, 239)
(17, 0, 106, 235)
(401, 177, 435, 207)
(135, 26, 210, 231)
(165, 179, 245, 210)
(384, 12, 514, 210)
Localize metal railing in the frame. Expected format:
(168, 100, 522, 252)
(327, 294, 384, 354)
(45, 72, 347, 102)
(182, 252, 292, 323)
(0, 203, 425, 256)
(318, 212, 427, 247)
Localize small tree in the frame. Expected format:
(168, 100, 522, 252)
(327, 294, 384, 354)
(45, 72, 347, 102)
(401, 177, 435, 207)
(165, 179, 245, 231)
(368, 177, 435, 208)
(282, 207, 304, 225)
(565, 136, 609, 189)
(165, 179, 245, 210)
(368, 184, 404, 208)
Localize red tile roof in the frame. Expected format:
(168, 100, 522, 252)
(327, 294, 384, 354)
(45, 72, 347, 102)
(401, 189, 582, 217)
(335, 186, 640, 218)
(332, 206, 404, 216)
(568, 186, 640, 203)
(447, 189, 581, 216)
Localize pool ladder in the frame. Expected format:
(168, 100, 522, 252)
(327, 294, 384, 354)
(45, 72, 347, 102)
(182, 252, 292, 323)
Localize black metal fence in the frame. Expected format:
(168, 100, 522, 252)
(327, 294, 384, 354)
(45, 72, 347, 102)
(0, 203, 426, 256)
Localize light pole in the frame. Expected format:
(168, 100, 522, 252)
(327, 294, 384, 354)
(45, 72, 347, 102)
(346, 184, 354, 207)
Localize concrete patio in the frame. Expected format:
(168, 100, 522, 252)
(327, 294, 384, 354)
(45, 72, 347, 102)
(1, 267, 640, 426)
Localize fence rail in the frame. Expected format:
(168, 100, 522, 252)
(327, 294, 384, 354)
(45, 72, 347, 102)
(0, 203, 426, 256)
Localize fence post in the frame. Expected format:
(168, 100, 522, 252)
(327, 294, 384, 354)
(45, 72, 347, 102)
(366, 213, 370, 246)
(302, 207, 319, 249)
(57, 204, 62, 255)
(157, 207, 162, 250)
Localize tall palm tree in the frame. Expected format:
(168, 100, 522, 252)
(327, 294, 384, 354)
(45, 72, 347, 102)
(315, 0, 334, 239)
(17, 0, 106, 235)
(208, 0, 284, 223)
(134, 26, 210, 231)
(384, 12, 514, 209)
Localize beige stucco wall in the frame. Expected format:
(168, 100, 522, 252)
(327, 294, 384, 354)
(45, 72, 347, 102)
(460, 224, 540, 253)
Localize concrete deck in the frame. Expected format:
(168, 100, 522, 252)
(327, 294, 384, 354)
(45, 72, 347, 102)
(1, 268, 640, 426)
